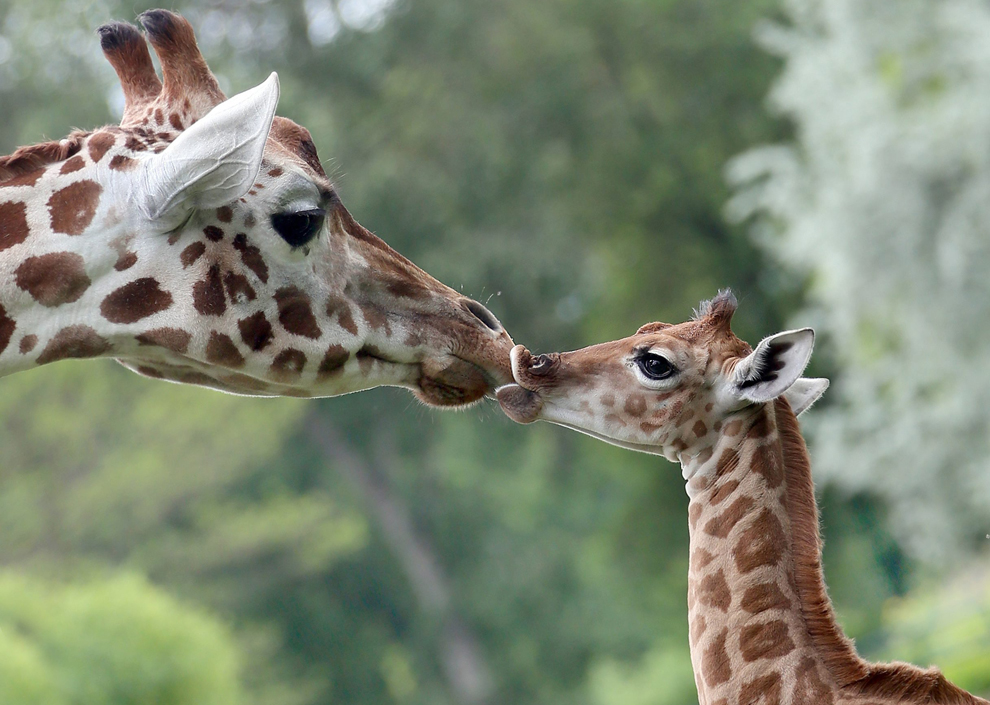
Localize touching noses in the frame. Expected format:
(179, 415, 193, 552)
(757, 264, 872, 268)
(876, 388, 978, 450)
(461, 299, 504, 333)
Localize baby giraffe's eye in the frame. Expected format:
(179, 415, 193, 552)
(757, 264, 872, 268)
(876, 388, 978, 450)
(638, 353, 676, 380)
(271, 208, 326, 248)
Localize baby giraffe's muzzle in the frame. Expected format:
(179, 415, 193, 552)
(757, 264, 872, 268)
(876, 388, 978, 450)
(495, 344, 548, 423)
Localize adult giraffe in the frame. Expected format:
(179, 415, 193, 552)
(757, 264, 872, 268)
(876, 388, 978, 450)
(0, 10, 512, 405)
(497, 291, 985, 705)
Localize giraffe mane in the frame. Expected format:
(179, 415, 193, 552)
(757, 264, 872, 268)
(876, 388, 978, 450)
(0, 133, 87, 185)
(775, 397, 983, 704)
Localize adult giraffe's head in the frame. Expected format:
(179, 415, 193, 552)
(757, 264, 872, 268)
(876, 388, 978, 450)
(0, 10, 513, 405)
(497, 291, 828, 460)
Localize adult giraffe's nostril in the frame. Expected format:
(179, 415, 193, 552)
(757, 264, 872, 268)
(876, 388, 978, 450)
(462, 299, 503, 333)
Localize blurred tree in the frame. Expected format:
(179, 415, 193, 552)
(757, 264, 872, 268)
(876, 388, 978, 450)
(0, 572, 240, 705)
(728, 0, 990, 562)
(878, 559, 990, 696)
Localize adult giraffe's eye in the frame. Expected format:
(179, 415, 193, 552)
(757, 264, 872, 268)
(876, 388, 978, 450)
(638, 353, 675, 380)
(271, 208, 326, 248)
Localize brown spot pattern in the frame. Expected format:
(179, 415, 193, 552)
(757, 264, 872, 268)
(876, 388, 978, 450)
(204, 225, 223, 242)
(180, 241, 206, 268)
(695, 447, 714, 466)
(15, 252, 91, 307)
(723, 419, 744, 436)
(703, 495, 755, 538)
(48, 180, 102, 235)
(710, 479, 740, 506)
(1, 169, 43, 188)
(740, 620, 795, 662)
(238, 312, 273, 351)
(701, 628, 732, 687)
(275, 287, 321, 339)
(223, 271, 256, 303)
(741, 582, 792, 614)
(716, 447, 741, 477)
(124, 135, 145, 152)
(318, 344, 350, 378)
(754, 454, 784, 489)
(232, 233, 268, 282)
(60, 155, 85, 174)
(739, 672, 782, 705)
(192, 265, 226, 316)
(361, 304, 390, 333)
(101, 278, 173, 323)
(114, 251, 138, 271)
(205, 332, 244, 368)
(697, 569, 731, 612)
(36, 325, 110, 364)
(270, 348, 307, 381)
(109, 155, 135, 170)
(691, 547, 715, 572)
(0, 201, 30, 252)
(19, 334, 37, 354)
(690, 615, 707, 643)
(735, 509, 787, 574)
(0, 304, 14, 355)
(792, 657, 833, 704)
(747, 413, 773, 440)
(693, 420, 708, 437)
(216, 206, 232, 223)
(624, 394, 647, 417)
(87, 132, 115, 162)
(136, 327, 192, 354)
(689, 503, 703, 530)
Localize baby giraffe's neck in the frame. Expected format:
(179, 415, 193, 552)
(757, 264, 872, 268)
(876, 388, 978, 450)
(682, 399, 983, 705)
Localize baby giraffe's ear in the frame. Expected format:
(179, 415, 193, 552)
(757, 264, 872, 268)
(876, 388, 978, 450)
(783, 377, 829, 416)
(730, 328, 815, 404)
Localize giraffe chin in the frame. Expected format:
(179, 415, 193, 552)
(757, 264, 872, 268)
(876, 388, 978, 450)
(415, 357, 492, 407)
(495, 384, 544, 424)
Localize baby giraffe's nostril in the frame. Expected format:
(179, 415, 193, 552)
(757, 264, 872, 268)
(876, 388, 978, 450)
(463, 299, 503, 333)
(529, 354, 554, 376)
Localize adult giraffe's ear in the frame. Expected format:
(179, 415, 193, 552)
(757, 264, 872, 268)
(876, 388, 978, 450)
(729, 328, 815, 404)
(783, 377, 829, 416)
(138, 72, 280, 225)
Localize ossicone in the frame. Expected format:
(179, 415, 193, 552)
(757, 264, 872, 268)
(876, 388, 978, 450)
(98, 9, 225, 128)
(693, 288, 738, 331)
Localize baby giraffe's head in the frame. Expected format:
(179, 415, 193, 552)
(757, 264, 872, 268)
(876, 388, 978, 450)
(497, 291, 828, 463)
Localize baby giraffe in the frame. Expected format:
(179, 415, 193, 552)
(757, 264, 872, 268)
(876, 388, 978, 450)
(497, 291, 984, 705)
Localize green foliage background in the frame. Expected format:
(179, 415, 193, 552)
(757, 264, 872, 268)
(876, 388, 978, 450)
(0, 0, 987, 703)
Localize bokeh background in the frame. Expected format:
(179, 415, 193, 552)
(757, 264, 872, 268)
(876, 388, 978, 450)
(1, 0, 989, 703)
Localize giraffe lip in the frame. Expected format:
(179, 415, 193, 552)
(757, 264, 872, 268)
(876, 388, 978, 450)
(496, 384, 544, 424)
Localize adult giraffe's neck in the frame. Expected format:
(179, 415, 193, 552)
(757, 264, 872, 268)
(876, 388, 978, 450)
(683, 398, 860, 705)
(0, 158, 136, 376)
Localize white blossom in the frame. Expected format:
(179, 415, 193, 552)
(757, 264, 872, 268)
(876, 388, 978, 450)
(728, 0, 990, 562)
